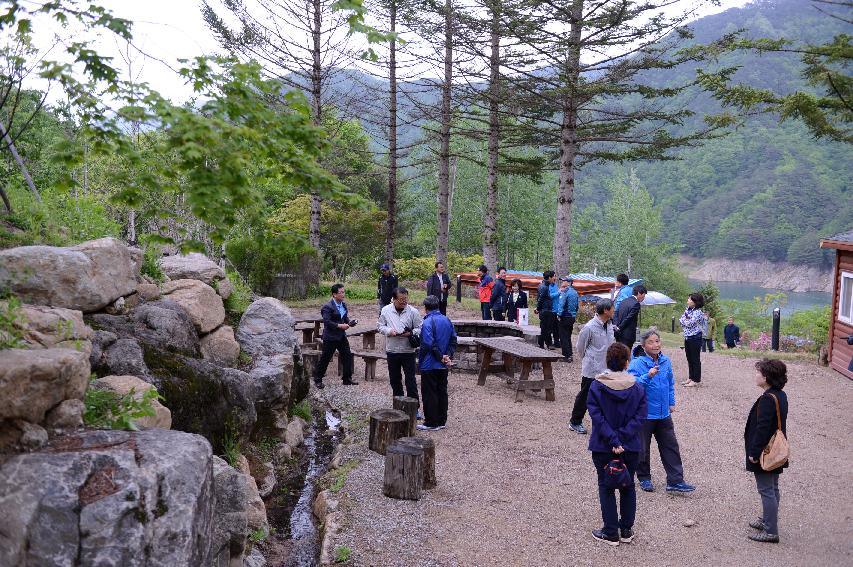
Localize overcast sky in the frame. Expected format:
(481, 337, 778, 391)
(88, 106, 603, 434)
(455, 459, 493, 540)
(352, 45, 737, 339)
(36, 0, 753, 103)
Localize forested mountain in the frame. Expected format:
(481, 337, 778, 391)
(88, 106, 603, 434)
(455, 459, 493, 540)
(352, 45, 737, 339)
(338, 0, 851, 268)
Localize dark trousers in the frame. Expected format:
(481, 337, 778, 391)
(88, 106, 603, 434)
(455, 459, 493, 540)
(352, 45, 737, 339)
(492, 309, 505, 321)
(755, 472, 781, 534)
(616, 334, 634, 348)
(592, 451, 638, 538)
(314, 337, 353, 382)
(684, 334, 703, 382)
(538, 311, 556, 348)
(420, 369, 449, 427)
(439, 298, 448, 316)
(570, 376, 594, 425)
(481, 302, 492, 320)
(726, 341, 736, 349)
(558, 315, 575, 358)
(638, 417, 685, 485)
(387, 352, 418, 402)
(701, 338, 714, 352)
(550, 313, 561, 347)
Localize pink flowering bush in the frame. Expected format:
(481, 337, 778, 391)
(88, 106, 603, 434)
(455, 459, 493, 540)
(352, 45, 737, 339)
(749, 332, 772, 351)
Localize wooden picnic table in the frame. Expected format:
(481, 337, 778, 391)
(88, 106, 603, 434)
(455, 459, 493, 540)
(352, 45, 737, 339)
(294, 317, 323, 343)
(473, 337, 562, 402)
(347, 327, 379, 350)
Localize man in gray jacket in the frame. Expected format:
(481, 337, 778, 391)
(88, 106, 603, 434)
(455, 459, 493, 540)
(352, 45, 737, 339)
(378, 287, 424, 409)
(569, 298, 615, 434)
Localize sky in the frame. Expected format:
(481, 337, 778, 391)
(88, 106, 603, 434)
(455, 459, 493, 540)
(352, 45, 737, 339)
(22, 0, 754, 104)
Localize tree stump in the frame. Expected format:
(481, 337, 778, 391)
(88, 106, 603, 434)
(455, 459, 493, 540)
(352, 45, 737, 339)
(383, 439, 424, 500)
(393, 396, 419, 436)
(398, 436, 436, 489)
(368, 409, 409, 455)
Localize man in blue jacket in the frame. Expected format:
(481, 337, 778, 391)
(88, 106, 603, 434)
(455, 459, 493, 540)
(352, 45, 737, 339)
(613, 273, 633, 313)
(536, 271, 560, 349)
(490, 267, 508, 321)
(627, 329, 696, 494)
(417, 295, 458, 432)
(313, 283, 359, 389)
(557, 277, 579, 362)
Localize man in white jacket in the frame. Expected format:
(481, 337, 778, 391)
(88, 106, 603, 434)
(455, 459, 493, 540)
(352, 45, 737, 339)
(378, 287, 424, 411)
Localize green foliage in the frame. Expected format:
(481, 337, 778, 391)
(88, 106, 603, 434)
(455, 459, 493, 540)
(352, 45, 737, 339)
(223, 271, 252, 314)
(290, 400, 312, 422)
(334, 545, 353, 563)
(328, 459, 359, 493)
(255, 436, 280, 462)
(0, 295, 27, 349)
(718, 299, 829, 353)
(698, 281, 721, 320)
(394, 252, 485, 282)
(83, 386, 161, 431)
(221, 426, 241, 468)
(226, 234, 309, 292)
(249, 528, 268, 543)
(140, 245, 165, 284)
(784, 305, 831, 349)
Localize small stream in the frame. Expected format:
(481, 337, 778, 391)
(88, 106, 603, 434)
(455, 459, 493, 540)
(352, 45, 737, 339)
(265, 406, 341, 567)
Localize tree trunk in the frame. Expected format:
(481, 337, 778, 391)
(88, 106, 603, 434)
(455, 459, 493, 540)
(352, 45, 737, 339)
(385, 0, 398, 264)
(368, 409, 409, 455)
(483, 3, 500, 269)
(0, 182, 11, 213)
(0, 121, 41, 203)
(552, 0, 583, 275)
(435, 0, 453, 265)
(127, 209, 137, 246)
(309, 0, 323, 250)
(397, 436, 436, 489)
(383, 439, 424, 500)
(392, 396, 418, 436)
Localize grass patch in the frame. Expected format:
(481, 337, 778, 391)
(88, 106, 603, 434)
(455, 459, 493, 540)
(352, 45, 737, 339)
(249, 527, 268, 543)
(221, 426, 241, 468)
(327, 459, 359, 493)
(0, 294, 27, 349)
(224, 271, 252, 314)
(334, 545, 352, 563)
(713, 348, 815, 363)
(290, 399, 312, 422)
(255, 436, 280, 462)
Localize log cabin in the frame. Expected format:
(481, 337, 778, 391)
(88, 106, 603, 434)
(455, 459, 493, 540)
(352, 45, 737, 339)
(820, 230, 853, 380)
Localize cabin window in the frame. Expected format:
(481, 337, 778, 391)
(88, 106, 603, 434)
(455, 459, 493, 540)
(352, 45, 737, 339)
(840, 271, 853, 325)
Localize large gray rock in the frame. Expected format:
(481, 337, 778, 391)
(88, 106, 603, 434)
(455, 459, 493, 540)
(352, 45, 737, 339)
(162, 279, 226, 334)
(159, 253, 225, 285)
(200, 325, 240, 367)
(211, 456, 268, 567)
(249, 354, 294, 438)
(0, 348, 89, 424)
(89, 299, 199, 356)
(145, 353, 257, 453)
(91, 375, 172, 429)
(0, 429, 215, 567)
(16, 304, 93, 355)
(236, 298, 296, 358)
(0, 237, 141, 312)
(97, 338, 149, 378)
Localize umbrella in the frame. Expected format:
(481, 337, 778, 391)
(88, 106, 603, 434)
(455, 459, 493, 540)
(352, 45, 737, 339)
(641, 291, 676, 306)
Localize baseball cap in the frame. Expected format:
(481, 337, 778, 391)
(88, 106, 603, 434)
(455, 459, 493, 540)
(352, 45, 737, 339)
(560, 276, 574, 282)
(380, 263, 390, 271)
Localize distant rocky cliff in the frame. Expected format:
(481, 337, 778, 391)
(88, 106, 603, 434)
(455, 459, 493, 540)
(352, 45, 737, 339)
(680, 256, 834, 293)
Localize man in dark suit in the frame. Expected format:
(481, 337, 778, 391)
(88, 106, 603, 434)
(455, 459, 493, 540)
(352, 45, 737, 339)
(426, 261, 452, 315)
(313, 283, 359, 389)
(614, 284, 647, 348)
(377, 263, 398, 312)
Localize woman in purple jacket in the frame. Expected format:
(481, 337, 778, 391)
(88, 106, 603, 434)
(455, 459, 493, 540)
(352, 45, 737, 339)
(587, 342, 648, 546)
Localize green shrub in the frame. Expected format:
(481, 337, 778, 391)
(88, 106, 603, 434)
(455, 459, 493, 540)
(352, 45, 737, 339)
(290, 399, 312, 422)
(223, 271, 252, 314)
(140, 244, 166, 283)
(393, 252, 484, 281)
(83, 385, 162, 431)
(226, 234, 312, 291)
(334, 546, 352, 563)
(0, 295, 27, 349)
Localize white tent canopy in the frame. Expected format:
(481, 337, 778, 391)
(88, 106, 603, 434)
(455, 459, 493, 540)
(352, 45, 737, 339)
(580, 290, 676, 306)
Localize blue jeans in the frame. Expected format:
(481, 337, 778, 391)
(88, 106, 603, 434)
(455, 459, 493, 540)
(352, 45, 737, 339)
(481, 302, 492, 320)
(592, 451, 639, 537)
(755, 472, 781, 534)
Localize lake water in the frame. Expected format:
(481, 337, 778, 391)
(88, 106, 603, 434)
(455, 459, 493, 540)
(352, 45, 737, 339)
(687, 279, 831, 315)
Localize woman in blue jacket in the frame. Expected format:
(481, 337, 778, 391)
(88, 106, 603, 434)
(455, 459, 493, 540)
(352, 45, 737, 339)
(587, 342, 647, 546)
(628, 329, 696, 494)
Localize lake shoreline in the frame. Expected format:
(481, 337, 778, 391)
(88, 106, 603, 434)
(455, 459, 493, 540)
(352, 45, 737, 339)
(679, 255, 833, 293)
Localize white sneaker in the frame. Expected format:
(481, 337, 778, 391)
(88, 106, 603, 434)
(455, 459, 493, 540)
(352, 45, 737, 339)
(416, 424, 438, 431)
(434, 425, 446, 430)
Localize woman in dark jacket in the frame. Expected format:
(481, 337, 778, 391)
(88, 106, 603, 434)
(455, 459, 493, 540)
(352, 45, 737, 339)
(506, 279, 528, 323)
(744, 358, 789, 543)
(587, 342, 648, 546)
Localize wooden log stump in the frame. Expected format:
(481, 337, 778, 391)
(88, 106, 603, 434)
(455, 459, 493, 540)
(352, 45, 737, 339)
(368, 409, 409, 455)
(383, 440, 424, 500)
(398, 436, 436, 489)
(393, 396, 419, 436)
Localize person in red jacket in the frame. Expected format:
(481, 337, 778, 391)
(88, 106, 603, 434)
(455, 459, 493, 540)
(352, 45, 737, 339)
(477, 265, 494, 320)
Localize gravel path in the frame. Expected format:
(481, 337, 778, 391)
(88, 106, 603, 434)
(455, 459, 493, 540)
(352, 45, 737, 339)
(297, 303, 853, 567)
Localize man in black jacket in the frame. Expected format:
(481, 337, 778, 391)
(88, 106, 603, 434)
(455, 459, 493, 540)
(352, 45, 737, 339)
(490, 267, 508, 321)
(426, 261, 452, 315)
(377, 263, 398, 312)
(314, 283, 359, 389)
(613, 284, 647, 348)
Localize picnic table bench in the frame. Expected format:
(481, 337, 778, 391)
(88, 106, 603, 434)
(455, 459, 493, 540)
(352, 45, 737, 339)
(294, 317, 323, 343)
(347, 327, 379, 350)
(473, 337, 562, 402)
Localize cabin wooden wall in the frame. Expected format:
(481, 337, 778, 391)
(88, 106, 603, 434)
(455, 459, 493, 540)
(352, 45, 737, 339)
(829, 249, 853, 380)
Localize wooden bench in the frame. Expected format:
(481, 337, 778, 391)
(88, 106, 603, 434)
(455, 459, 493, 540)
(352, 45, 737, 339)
(352, 350, 387, 381)
(294, 317, 323, 343)
(473, 337, 562, 402)
(347, 328, 379, 350)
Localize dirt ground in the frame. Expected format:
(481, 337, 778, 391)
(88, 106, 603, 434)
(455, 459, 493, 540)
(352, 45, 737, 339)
(296, 301, 853, 567)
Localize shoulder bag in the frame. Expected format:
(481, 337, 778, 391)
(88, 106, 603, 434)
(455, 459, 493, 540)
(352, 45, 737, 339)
(759, 393, 790, 471)
(406, 307, 421, 348)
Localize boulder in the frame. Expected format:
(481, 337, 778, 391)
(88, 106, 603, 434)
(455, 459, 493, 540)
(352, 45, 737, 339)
(89, 299, 199, 356)
(16, 304, 93, 356)
(44, 399, 85, 430)
(89, 330, 118, 368)
(162, 279, 226, 334)
(0, 348, 89, 424)
(211, 456, 268, 567)
(136, 282, 161, 301)
(248, 354, 294, 438)
(97, 338, 150, 378)
(284, 419, 304, 448)
(91, 375, 172, 429)
(0, 429, 215, 566)
(236, 298, 296, 358)
(0, 237, 141, 312)
(159, 253, 225, 286)
(145, 353, 257, 453)
(201, 325, 240, 367)
(244, 547, 267, 567)
(216, 276, 234, 301)
(16, 420, 49, 450)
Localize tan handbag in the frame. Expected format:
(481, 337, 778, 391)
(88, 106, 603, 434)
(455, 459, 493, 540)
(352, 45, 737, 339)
(759, 393, 790, 471)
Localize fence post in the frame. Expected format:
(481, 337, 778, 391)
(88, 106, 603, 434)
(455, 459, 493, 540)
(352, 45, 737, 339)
(771, 308, 781, 351)
(456, 275, 462, 303)
(671, 316, 675, 334)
